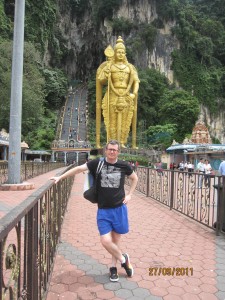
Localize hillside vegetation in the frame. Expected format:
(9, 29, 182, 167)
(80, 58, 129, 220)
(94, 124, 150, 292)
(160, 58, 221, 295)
(0, 0, 224, 149)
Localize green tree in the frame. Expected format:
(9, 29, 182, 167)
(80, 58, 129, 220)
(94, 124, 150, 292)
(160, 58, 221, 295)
(146, 124, 177, 149)
(25, 0, 57, 48)
(140, 24, 157, 51)
(159, 89, 200, 142)
(0, 1, 11, 38)
(42, 68, 68, 109)
(87, 74, 97, 119)
(112, 17, 134, 35)
(0, 41, 45, 136)
(138, 68, 169, 127)
(172, 50, 225, 111)
(25, 109, 56, 149)
(156, 0, 179, 21)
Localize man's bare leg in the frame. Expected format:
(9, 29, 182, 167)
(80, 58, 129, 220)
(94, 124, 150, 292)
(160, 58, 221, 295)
(111, 231, 121, 267)
(100, 231, 134, 278)
(100, 231, 124, 266)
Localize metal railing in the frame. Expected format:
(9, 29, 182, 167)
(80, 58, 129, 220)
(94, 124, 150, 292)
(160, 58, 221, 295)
(0, 166, 74, 300)
(0, 162, 64, 184)
(130, 167, 225, 235)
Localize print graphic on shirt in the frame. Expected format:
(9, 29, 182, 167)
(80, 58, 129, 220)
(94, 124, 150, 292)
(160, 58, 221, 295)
(101, 165, 121, 188)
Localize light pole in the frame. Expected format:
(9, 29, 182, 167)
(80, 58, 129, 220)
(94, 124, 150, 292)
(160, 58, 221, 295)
(8, 0, 25, 183)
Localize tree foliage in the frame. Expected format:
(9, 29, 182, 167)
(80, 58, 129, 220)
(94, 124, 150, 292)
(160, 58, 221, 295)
(138, 68, 169, 127)
(0, 1, 11, 38)
(25, 109, 56, 150)
(172, 50, 225, 112)
(139, 24, 157, 51)
(162, 0, 225, 112)
(146, 124, 177, 149)
(0, 41, 45, 136)
(25, 0, 57, 51)
(158, 89, 200, 142)
(42, 68, 68, 109)
(112, 17, 134, 36)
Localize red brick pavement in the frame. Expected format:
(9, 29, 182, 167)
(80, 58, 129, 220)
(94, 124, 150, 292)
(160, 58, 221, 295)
(46, 172, 224, 300)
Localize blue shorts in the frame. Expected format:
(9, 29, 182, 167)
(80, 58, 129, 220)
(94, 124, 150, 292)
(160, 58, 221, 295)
(97, 204, 129, 236)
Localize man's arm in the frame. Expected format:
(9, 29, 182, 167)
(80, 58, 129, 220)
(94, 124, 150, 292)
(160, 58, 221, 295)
(123, 171, 138, 204)
(50, 163, 88, 184)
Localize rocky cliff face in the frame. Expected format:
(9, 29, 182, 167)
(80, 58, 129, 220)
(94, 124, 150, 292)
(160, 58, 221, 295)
(50, 0, 224, 143)
(54, 0, 178, 82)
(201, 106, 225, 144)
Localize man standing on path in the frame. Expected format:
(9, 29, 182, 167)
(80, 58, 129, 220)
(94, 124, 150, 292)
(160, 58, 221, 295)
(50, 140, 138, 282)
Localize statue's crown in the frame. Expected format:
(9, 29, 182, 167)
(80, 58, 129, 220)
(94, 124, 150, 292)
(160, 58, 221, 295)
(115, 36, 125, 50)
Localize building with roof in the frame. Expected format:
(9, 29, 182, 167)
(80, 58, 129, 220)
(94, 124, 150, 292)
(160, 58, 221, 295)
(0, 129, 29, 161)
(166, 117, 225, 170)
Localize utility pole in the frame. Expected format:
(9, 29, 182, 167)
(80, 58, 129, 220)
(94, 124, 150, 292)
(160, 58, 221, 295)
(8, 0, 25, 183)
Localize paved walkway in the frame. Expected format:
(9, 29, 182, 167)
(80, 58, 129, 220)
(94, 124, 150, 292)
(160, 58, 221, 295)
(47, 172, 225, 300)
(1, 169, 225, 299)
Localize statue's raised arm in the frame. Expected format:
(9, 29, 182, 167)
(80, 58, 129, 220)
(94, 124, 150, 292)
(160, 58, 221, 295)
(96, 36, 139, 149)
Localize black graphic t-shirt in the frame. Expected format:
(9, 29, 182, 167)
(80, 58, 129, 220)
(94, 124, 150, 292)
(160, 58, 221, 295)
(87, 158, 133, 208)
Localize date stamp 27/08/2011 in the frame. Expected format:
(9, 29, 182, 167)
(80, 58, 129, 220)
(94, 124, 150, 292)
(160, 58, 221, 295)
(149, 267, 193, 276)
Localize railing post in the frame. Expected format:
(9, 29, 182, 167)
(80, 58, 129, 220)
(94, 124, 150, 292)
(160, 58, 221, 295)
(220, 176, 225, 233)
(146, 167, 150, 197)
(0, 241, 2, 300)
(57, 183, 62, 238)
(33, 204, 38, 299)
(17, 221, 21, 298)
(27, 204, 38, 300)
(215, 177, 221, 235)
(32, 162, 34, 178)
(25, 162, 27, 181)
(170, 171, 175, 210)
(27, 209, 33, 299)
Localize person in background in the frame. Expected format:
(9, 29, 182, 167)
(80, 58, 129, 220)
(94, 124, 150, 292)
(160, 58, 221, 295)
(204, 159, 212, 187)
(50, 140, 138, 282)
(178, 161, 184, 171)
(219, 160, 225, 176)
(155, 161, 163, 176)
(187, 162, 194, 177)
(197, 158, 205, 188)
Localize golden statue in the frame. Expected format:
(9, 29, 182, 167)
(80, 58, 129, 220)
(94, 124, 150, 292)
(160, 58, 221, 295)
(96, 36, 139, 148)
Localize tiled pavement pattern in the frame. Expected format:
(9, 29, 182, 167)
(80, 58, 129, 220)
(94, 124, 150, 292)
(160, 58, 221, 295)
(1, 169, 225, 299)
(47, 172, 225, 300)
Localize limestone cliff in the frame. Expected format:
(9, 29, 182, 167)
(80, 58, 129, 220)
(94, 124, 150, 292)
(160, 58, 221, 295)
(54, 0, 178, 82)
(201, 106, 225, 144)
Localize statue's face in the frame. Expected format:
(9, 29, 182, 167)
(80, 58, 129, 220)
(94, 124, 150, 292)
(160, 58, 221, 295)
(115, 48, 126, 61)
